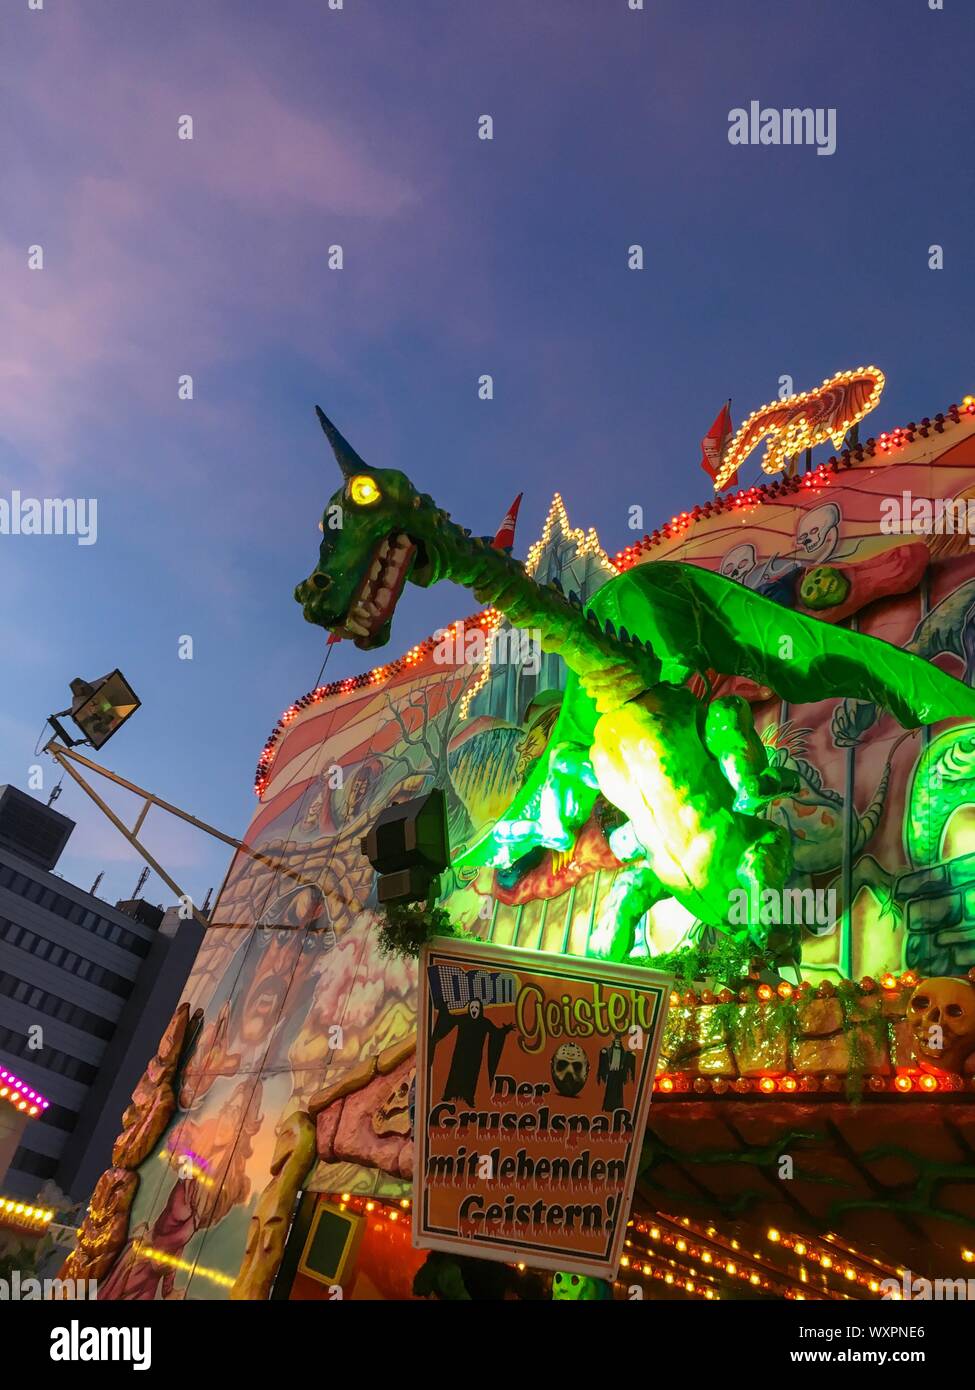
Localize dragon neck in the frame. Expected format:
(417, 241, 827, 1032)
(419, 514, 660, 707)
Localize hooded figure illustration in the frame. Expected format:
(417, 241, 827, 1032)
(432, 1000, 513, 1105)
(597, 1033, 636, 1112)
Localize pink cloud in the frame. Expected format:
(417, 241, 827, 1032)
(1, 9, 420, 477)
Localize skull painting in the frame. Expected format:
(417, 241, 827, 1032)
(796, 502, 841, 565)
(798, 564, 850, 611)
(552, 1270, 608, 1300)
(908, 978, 975, 1075)
(551, 1042, 589, 1097)
(372, 1067, 416, 1137)
(719, 543, 758, 586)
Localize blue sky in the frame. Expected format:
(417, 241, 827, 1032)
(1, 0, 972, 907)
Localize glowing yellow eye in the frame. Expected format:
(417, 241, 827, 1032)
(349, 475, 381, 506)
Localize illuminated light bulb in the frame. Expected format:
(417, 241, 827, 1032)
(650, 1226, 660, 1240)
(759, 1077, 776, 1093)
(768, 1228, 781, 1242)
(756, 984, 774, 1002)
(658, 1077, 674, 1093)
(702, 1251, 712, 1263)
(894, 1075, 913, 1093)
(821, 1256, 833, 1269)
(880, 971, 898, 990)
(919, 1074, 938, 1092)
(726, 1262, 736, 1275)
(963, 1249, 975, 1263)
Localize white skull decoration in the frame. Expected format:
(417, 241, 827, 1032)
(796, 502, 841, 565)
(908, 978, 975, 1075)
(551, 1042, 589, 1097)
(720, 543, 757, 585)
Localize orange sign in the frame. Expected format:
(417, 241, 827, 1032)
(412, 937, 672, 1278)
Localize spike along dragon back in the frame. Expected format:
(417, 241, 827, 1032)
(295, 408, 975, 969)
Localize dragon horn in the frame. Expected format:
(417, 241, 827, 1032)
(315, 405, 368, 480)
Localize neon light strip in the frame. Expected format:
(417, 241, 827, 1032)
(0, 1067, 50, 1117)
(0, 1196, 55, 1227)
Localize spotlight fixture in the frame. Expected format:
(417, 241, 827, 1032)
(361, 788, 449, 905)
(48, 670, 141, 751)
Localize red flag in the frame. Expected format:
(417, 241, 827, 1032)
(492, 493, 523, 552)
(701, 400, 737, 489)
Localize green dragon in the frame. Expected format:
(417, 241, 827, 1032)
(295, 408, 975, 968)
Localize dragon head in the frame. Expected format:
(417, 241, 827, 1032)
(294, 408, 445, 650)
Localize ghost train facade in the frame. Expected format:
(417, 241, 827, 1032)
(60, 390, 975, 1300)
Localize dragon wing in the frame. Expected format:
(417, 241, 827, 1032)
(452, 673, 600, 871)
(451, 751, 553, 869)
(589, 561, 975, 729)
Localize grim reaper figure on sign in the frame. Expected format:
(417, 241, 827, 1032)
(432, 1000, 514, 1106)
(597, 1034, 636, 1113)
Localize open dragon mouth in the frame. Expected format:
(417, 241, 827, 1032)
(339, 531, 418, 645)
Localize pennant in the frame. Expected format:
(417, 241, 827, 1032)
(701, 400, 737, 490)
(491, 492, 523, 552)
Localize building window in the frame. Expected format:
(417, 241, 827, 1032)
(0, 917, 133, 999)
(9, 1148, 59, 1179)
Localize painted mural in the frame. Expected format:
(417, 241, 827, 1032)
(87, 400, 975, 1298)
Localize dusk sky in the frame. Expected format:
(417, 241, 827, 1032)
(2, 0, 972, 909)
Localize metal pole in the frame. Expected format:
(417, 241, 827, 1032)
(44, 741, 316, 894)
(48, 744, 211, 931)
